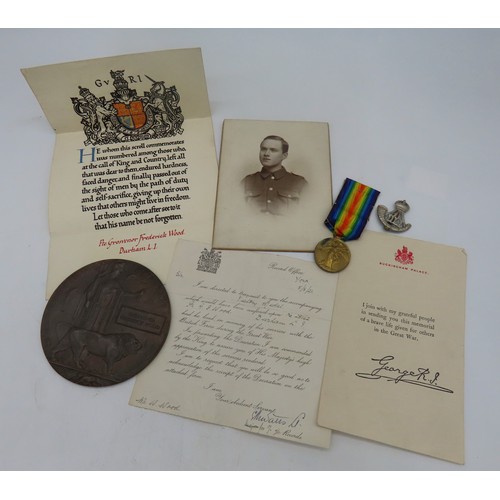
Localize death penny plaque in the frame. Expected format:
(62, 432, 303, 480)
(41, 259, 171, 387)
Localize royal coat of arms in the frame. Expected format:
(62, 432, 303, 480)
(71, 70, 184, 145)
(395, 245, 414, 265)
(196, 248, 222, 274)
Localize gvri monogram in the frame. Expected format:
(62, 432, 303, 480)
(71, 70, 184, 145)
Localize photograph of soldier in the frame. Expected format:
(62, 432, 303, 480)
(243, 135, 307, 215)
(213, 119, 332, 251)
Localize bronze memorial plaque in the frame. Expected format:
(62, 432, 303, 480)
(41, 259, 171, 387)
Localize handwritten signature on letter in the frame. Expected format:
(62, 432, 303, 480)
(355, 355, 453, 393)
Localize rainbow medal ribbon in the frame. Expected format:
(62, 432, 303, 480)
(314, 178, 380, 272)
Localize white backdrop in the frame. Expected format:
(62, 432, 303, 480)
(1, 28, 499, 471)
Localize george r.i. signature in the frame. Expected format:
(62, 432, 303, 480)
(355, 355, 453, 393)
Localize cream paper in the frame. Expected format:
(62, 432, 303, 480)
(130, 240, 338, 448)
(22, 49, 218, 298)
(318, 231, 466, 463)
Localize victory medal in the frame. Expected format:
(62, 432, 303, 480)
(314, 178, 380, 272)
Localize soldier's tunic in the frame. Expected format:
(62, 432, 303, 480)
(243, 166, 307, 215)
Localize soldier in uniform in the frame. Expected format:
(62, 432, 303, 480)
(243, 135, 307, 215)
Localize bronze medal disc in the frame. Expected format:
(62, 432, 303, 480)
(41, 259, 171, 387)
(314, 237, 351, 273)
